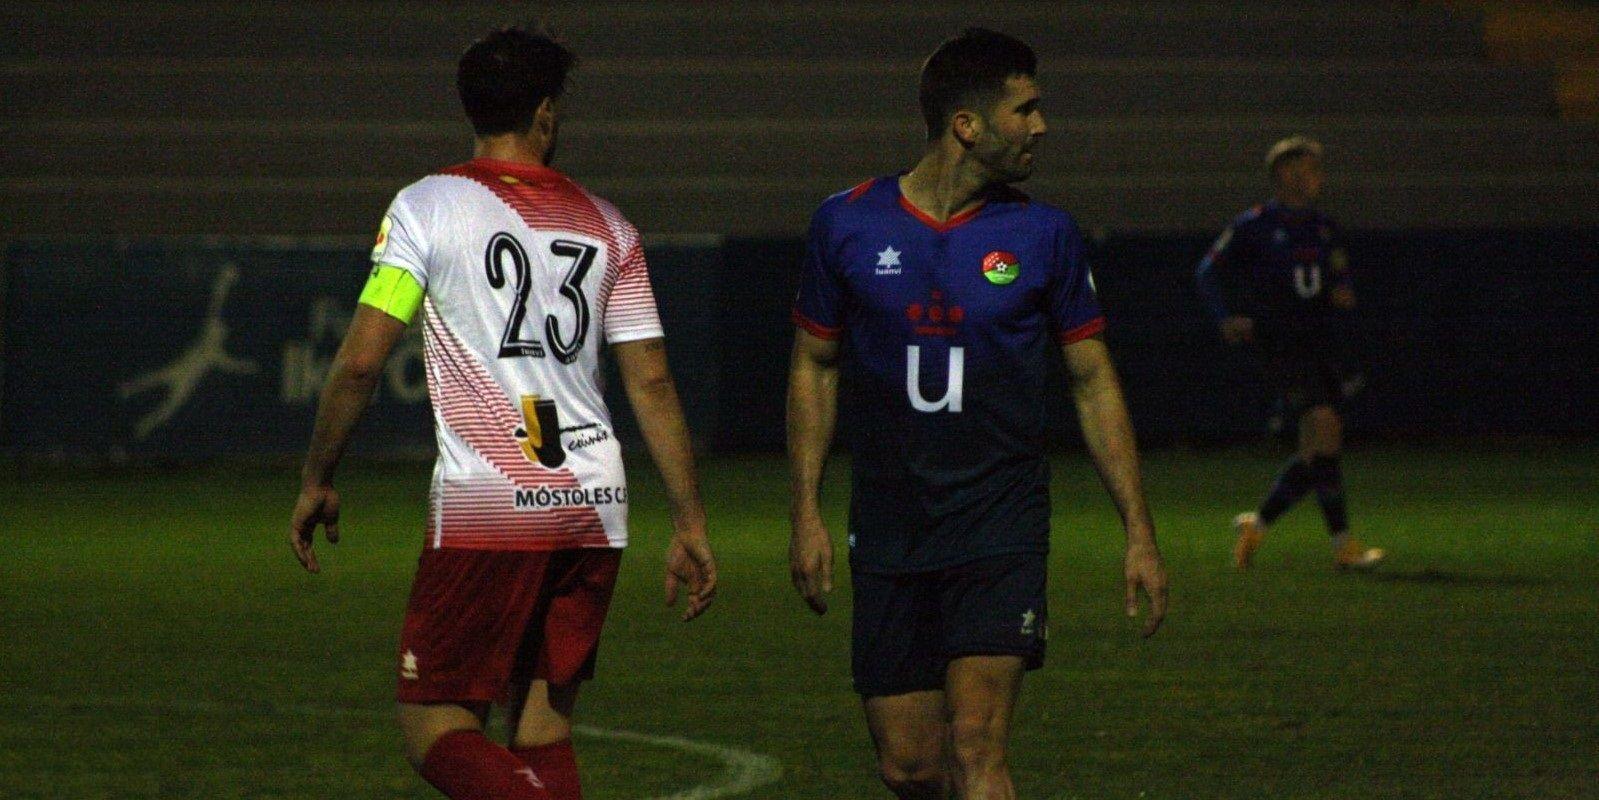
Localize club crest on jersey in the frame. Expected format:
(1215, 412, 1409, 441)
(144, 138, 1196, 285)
(515, 394, 567, 468)
(981, 251, 1020, 285)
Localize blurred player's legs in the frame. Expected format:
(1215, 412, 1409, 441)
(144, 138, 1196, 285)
(1237, 400, 1383, 570)
(864, 691, 949, 799)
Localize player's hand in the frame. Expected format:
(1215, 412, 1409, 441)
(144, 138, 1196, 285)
(1124, 541, 1168, 638)
(1220, 315, 1255, 345)
(789, 512, 834, 615)
(665, 524, 717, 622)
(289, 484, 341, 574)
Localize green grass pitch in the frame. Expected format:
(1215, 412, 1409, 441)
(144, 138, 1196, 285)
(2, 444, 1595, 799)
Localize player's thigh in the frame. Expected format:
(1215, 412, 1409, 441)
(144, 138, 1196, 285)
(852, 569, 945, 698)
(507, 548, 622, 715)
(396, 548, 555, 706)
(863, 690, 948, 774)
(1297, 403, 1342, 457)
(937, 553, 1048, 673)
(397, 701, 490, 767)
(508, 679, 582, 749)
(944, 655, 1026, 755)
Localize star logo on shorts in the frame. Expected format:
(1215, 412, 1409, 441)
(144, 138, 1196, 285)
(400, 650, 419, 680)
(1020, 609, 1037, 636)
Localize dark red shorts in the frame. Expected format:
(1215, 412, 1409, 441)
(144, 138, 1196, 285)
(395, 546, 622, 704)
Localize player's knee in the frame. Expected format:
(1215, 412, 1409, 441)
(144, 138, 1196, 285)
(948, 715, 1006, 773)
(878, 755, 945, 799)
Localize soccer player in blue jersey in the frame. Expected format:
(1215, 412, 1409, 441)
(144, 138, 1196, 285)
(786, 29, 1168, 800)
(1195, 136, 1385, 571)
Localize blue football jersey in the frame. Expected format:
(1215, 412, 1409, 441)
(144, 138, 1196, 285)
(793, 175, 1104, 574)
(1194, 201, 1353, 328)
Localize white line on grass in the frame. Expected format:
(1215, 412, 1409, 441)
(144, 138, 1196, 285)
(16, 696, 784, 800)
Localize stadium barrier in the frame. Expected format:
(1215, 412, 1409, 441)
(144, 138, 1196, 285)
(3, 230, 1595, 458)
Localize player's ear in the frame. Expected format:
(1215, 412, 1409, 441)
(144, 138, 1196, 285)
(950, 109, 982, 149)
(534, 97, 558, 137)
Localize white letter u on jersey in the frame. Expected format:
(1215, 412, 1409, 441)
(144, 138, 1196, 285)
(906, 345, 964, 413)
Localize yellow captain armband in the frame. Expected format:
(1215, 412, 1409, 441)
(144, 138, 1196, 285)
(358, 265, 425, 324)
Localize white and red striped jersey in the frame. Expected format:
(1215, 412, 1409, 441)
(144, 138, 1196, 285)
(372, 158, 663, 550)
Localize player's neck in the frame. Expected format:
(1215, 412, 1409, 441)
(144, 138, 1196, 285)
(1272, 193, 1314, 211)
(473, 133, 551, 169)
(900, 147, 991, 222)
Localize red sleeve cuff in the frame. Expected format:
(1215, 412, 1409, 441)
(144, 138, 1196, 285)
(792, 308, 842, 340)
(1057, 316, 1107, 344)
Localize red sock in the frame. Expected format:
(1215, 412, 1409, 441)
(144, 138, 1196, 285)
(513, 739, 582, 800)
(420, 729, 551, 800)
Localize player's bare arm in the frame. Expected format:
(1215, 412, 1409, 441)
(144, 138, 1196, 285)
(785, 328, 841, 615)
(613, 337, 717, 621)
(1062, 335, 1169, 637)
(290, 303, 409, 573)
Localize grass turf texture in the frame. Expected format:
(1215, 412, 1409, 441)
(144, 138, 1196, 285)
(1, 444, 1595, 799)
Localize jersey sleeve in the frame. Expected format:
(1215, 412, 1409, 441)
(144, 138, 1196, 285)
(602, 226, 665, 344)
(370, 191, 431, 290)
(1048, 218, 1106, 344)
(1194, 222, 1242, 321)
(791, 207, 845, 339)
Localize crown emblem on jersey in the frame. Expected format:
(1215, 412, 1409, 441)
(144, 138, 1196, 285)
(981, 251, 1020, 285)
(515, 394, 567, 468)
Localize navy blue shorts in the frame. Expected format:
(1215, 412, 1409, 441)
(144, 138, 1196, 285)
(851, 552, 1047, 698)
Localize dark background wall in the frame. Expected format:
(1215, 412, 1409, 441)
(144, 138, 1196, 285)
(5, 230, 1596, 458)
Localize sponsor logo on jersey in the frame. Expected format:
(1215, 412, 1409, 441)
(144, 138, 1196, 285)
(1020, 609, 1037, 636)
(400, 650, 419, 680)
(516, 394, 567, 468)
(905, 289, 964, 337)
(981, 251, 1020, 285)
(874, 245, 903, 276)
(515, 394, 615, 468)
(514, 485, 628, 509)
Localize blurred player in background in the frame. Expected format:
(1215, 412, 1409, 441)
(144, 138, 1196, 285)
(287, 27, 716, 800)
(1195, 135, 1385, 571)
(787, 28, 1167, 800)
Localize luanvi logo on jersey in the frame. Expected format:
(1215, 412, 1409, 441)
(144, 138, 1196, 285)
(874, 245, 903, 276)
(981, 251, 1020, 285)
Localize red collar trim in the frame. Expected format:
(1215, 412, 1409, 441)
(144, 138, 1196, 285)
(465, 157, 563, 182)
(897, 194, 985, 233)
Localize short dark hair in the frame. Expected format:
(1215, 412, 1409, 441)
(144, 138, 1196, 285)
(918, 28, 1037, 140)
(456, 26, 576, 136)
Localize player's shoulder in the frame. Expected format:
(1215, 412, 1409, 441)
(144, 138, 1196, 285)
(812, 175, 896, 227)
(388, 172, 468, 214)
(1232, 203, 1270, 228)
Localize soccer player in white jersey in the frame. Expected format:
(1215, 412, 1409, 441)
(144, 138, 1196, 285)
(287, 28, 716, 800)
